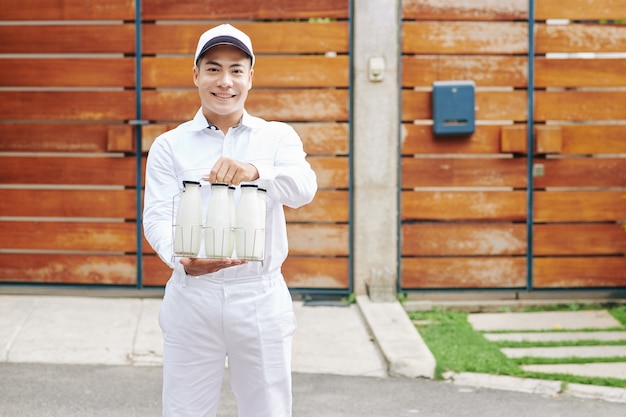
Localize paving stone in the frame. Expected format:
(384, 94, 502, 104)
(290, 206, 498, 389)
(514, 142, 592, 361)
(484, 331, 626, 343)
(502, 345, 626, 359)
(522, 363, 626, 380)
(468, 310, 622, 332)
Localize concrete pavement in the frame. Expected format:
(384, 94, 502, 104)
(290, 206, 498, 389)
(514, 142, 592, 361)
(1, 291, 625, 406)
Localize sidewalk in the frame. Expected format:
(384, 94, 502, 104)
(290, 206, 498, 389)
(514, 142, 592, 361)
(1, 292, 625, 405)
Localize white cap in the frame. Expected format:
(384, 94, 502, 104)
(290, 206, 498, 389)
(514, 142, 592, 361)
(194, 24, 255, 67)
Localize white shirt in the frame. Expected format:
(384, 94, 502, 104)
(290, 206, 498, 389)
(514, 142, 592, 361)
(143, 108, 317, 279)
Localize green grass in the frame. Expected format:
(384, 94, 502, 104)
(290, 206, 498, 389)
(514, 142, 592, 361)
(408, 305, 626, 388)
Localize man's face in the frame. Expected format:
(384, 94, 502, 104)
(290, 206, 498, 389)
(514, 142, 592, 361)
(193, 44, 254, 122)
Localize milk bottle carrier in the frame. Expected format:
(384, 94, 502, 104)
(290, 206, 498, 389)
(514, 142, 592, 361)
(171, 181, 266, 261)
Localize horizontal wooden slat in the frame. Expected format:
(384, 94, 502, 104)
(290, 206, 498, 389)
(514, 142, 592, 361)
(0, 58, 135, 87)
(402, 0, 527, 21)
(534, 257, 626, 288)
(535, 191, 626, 222)
(142, 90, 349, 123)
(534, 158, 626, 188)
(292, 123, 349, 156)
(142, 0, 349, 20)
(0, 222, 136, 252)
(402, 191, 527, 221)
(0, 156, 136, 186)
(536, 0, 626, 20)
(535, 58, 626, 88)
(142, 22, 349, 55)
(0, 124, 135, 153)
(535, 224, 626, 256)
(0, 0, 135, 20)
(142, 255, 172, 287)
(401, 124, 506, 155)
(403, 22, 528, 54)
(402, 90, 527, 121)
(142, 56, 349, 88)
(283, 256, 349, 289)
(402, 158, 526, 188)
(309, 157, 349, 189)
(0, 91, 135, 121)
(536, 91, 626, 121)
(0, 189, 136, 218)
(0, 254, 136, 285)
(285, 190, 349, 223)
(402, 55, 527, 87)
(287, 224, 349, 256)
(402, 223, 526, 256)
(0, 24, 135, 54)
(401, 257, 526, 289)
(536, 23, 626, 54)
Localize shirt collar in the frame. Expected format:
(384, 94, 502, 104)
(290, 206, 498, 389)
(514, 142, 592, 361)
(186, 108, 265, 132)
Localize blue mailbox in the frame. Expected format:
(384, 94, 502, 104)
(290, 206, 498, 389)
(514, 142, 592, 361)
(432, 80, 475, 136)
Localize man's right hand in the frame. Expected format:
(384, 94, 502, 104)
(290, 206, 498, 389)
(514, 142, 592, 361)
(180, 257, 247, 276)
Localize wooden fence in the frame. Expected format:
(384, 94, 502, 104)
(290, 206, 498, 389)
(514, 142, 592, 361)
(400, 0, 626, 290)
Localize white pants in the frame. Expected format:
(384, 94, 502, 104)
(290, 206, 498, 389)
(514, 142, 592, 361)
(159, 271, 296, 417)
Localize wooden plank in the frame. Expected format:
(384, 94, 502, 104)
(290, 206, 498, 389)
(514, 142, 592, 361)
(284, 190, 349, 223)
(143, 55, 349, 88)
(402, 158, 527, 188)
(401, 124, 506, 155)
(535, 58, 626, 88)
(558, 125, 626, 155)
(534, 257, 626, 288)
(0, 254, 136, 285)
(402, 223, 526, 256)
(0, 91, 135, 121)
(536, 0, 626, 21)
(287, 224, 349, 256)
(534, 158, 626, 188)
(401, 257, 527, 289)
(0, 58, 135, 88)
(536, 23, 626, 54)
(403, 22, 528, 54)
(534, 191, 626, 222)
(142, 0, 349, 20)
(402, 55, 527, 87)
(401, 191, 527, 221)
(0, 124, 132, 153)
(142, 89, 349, 123)
(142, 255, 172, 287)
(0, 189, 136, 219)
(0, 0, 135, 20)
(534, 224, 626, 256)
(402, 90, 527, 121)
(283, 257, 349, 289)
(309, 157, 349, 189)
(402, 0, 528, 21)
(0, 24, 135, 54)
(291, 123, 349, 156)
(0, 156, 136, 186)
(536, 91, 626, 121)
(0, 222, 136, 252)
(142, 22, 349, 55)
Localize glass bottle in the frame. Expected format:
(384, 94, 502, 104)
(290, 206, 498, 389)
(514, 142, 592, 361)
(205, 182, 235, 258)
(235, 184, 264, 260)
(173, 180, 202, 257)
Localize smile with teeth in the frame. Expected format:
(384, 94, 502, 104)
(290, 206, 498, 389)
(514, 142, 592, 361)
(213, 93, 236, 98)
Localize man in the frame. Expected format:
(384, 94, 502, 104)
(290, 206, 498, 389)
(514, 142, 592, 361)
(143, 24, 317, 417)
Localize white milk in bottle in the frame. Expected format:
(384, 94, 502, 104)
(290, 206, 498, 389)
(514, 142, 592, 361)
(204, 182, 234, 258)
(173, 180, 202, 257)
(235, 184, 264, 260)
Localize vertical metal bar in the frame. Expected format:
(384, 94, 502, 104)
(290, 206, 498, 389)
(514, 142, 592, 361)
(134, 0, 144, 288)
(396, 1, 403, 295)
(348, 0, 355, 296)
(526, 0, 535, 291)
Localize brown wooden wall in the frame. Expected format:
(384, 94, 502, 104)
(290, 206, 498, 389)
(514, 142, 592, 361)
(0, 0, 351, 289)
(400, 0, 626, 290)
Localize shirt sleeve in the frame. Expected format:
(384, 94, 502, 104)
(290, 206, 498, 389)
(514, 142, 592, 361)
(254, 123, 318, 209)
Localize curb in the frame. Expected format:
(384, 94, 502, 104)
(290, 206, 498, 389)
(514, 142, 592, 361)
(444, 372, 626, 404)
(356, 295, 436, 379)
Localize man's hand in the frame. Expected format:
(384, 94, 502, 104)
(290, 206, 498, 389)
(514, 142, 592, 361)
(180, 257, 246, 276)
(203, 157, 259, 185)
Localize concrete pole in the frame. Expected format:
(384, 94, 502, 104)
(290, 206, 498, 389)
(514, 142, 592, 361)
(352, 0, 400, 300)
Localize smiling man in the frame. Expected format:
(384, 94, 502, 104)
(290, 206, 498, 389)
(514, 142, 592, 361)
(142, 24, 317, 417)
